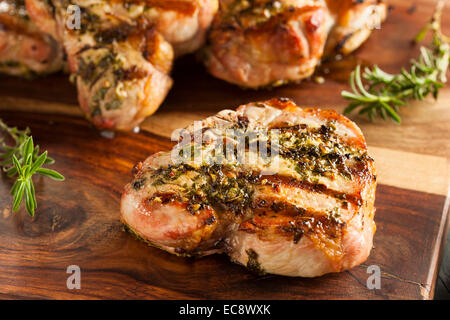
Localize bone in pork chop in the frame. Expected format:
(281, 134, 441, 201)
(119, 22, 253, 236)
(121, 98, 377, 277)
(23, 0, 219, 130)
(203, 0, 387, 88)
(0, 0, 64, 77)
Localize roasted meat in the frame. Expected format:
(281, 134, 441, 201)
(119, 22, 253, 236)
(121, 98, 377, 277)
(0, 0, 63, 77)
(203, 0, 387, 88)
(2, 0, 386, 130)
(144, 0, 219, 57)
(324, 0, 388, 55)
(24, 0, 218, 130)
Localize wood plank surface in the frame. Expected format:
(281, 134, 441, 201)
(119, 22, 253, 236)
(0, 112, 447, 300)
(0, 0, 449, 299)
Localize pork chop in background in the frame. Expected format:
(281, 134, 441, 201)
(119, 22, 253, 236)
(0, 0, 64, 77)
(24, 0, 219, 130)
(0, 0, 387, 131)
(203, 0, 387, 88)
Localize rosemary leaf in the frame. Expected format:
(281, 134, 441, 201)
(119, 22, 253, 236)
(342, 1, 449, 123)
(0, 119, 65, 216)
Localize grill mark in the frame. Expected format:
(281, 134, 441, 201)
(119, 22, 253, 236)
(180, 130, 370, 177)
(251, 197, 326, 219)
(144, 182, 346, 246)
(116, 65, 149, 81)
(335, 32, 354, 53)
(88, 69, 107, 90)
(94, 23, 134, 44)
(149, 163, 364, 212)
(239, 199, 346, 245)
(260, 174, 363, 206)
(145, 171, 350, 256)
(180, 118, 370, 179)
(75, 45, 105, 55)
(182, 98, 366, 154)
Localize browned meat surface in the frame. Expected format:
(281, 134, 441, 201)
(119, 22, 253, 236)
(121, 98, 377, 277)
(25, 0, 218, 130)
(203, 0, 387, 88)
(4, 0, 386, 130)
(0, 0, 63, 77)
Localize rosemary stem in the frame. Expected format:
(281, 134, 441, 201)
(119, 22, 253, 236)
(0, 119, 19, 143)
(342, 0, 449, 123)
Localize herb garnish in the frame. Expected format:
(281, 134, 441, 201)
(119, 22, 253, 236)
(0, 119, 65, 216)
(342, 1, 450, 123)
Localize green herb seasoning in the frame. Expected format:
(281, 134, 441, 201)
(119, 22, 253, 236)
(146, 120, 369, 218)
(150, 164, 255, 215)
(275, 123, 369, 181)
(246, 249, 265, 275)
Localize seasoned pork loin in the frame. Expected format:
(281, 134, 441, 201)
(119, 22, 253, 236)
(25, 0, 218, 130)
(0, 0, 63, 77)
(121, 98, 377, 277)
(203, 0, 387, 88)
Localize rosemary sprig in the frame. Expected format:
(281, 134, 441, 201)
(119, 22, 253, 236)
(342, 1, 450, 123)
(0, 119, 64, 216)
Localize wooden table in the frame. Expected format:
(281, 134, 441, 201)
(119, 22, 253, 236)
(0, 0, 449, 299)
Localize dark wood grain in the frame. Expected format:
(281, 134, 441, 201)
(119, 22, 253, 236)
(435, 230, 450, 299)
(0, 112, 447, 300)
(0, 0, 449, 300)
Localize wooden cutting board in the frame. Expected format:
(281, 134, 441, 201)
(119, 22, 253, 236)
(0, 0, 449, 300)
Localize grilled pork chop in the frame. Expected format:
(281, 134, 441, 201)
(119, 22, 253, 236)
(203, 0, 387, 88)
(0, 0, 63, 77)
(121, 98, 377, 277)
(24, 0, 218, 130)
